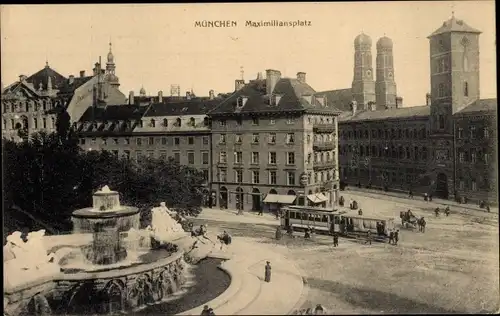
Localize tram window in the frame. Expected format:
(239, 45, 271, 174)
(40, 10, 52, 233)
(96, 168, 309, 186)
(322, 215, 328, 222)
(302, 213, 308, 220)
(334, 216, 340, 224)
(308, 214, 314, 221)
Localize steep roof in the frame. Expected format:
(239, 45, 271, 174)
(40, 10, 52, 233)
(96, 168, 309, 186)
(58, 76, 94, 94)
(339, 105, 430, 122)
(315, 88, 353, 111)
(143, 97, 222, 117)
(455, 98, 497, 115)
(209, 78, 341, 116)
(79, 104, 149, 122)
(428, 16, 481, 37)
(25, 65, 67, 91)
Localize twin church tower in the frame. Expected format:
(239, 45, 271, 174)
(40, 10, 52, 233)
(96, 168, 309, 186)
(351, 33, 398, 110)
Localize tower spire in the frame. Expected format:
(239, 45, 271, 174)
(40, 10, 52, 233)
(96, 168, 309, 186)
(240, 66, 244, 80)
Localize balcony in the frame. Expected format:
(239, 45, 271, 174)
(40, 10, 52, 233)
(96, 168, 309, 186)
(313, 141, 336, 151)
(313, 161, 336, 171)
(313, 124, 336, 133)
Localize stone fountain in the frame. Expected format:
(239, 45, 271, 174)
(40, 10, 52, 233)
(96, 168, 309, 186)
(3, 186, 212, 316)
(71, 185, 140, 265)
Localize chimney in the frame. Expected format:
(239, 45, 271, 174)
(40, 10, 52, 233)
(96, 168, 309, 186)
(351, 100, 358, 116)
(129, 91, 135, 105)
(396, 96, 403, 108)
(186, 91, 191, 100)
(209, 89, 215, 100)
(158, 91, 163, 103)
(256, 72, 263, 80)
(426, 93, 431, 106)
(235, 79, 245, 91)
(18, 75, 27, 82)
(297, 72, 306, 83)
(69, 75, 75, 85)
(93, 63, 99, 76)
(80, 70, 86, 78)
(265, 69, 281, 95)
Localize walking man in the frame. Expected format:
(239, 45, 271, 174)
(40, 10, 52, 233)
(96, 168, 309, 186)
(333, 233, 339, 247)
(264, 261, 272, 282)
(388, 230, 394, 245)
(366, 230, 372, 245)
(394, 230, 399, 246)
(408, 189, 413, 199)
(258, 208, 263, 216)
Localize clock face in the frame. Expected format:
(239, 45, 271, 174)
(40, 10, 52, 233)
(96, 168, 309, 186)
(461, 36, 470, 47)
(387, 71, 393, 78)
(366, 70, 372, 77)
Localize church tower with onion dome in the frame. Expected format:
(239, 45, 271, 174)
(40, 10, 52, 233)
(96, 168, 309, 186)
(375, 36, 397, 109)
(105, 41, 120, 88)
(351, 33, 376, 110)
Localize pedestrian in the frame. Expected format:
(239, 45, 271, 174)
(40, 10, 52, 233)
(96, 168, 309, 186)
(358, 208, 363, 216)
(444, 206, 450, 216)
(304, 227, 311, 239)
(264, 261, 271, 282)
(434, 207, 440, 217)
(333, 233, 339, 247)
(429, 194, 433, 201)
(389, 230, 394, 245)
(366, 230, 372, 245)
(258, 208, 263, 216)
(201, 305, 210, 315)
(394, 230, 399, 246)
(408, 189, 413, 199)
(208, 308, 215, 315)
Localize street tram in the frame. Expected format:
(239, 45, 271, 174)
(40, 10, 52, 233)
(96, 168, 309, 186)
(280, 205, 396, 238)
(280, 205, 346, 234)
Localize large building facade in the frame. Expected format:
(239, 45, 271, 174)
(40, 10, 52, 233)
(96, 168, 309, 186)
(1, 44, 126, 142)
(335, 15, 497, 204)
(209, 70, 341, 211)
(76, 89, 224, 206)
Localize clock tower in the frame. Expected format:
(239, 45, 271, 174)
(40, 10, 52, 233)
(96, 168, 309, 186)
(351, 33, 376, 110)
(426, 13, 482, 199)
(375, 36, 397, 109)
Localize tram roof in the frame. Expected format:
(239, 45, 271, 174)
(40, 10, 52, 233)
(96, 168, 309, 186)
(340, 210, 394, 222)
(284, 206, 344, 213)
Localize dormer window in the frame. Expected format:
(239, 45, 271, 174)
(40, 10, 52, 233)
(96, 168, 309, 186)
(303, 95, 312, 104)
(175, 118, 182, 127)
(150, 119, 156, 127)
(138, 120, 144, 128)
(189, 117, 196, 126)
(236, 96, 248, 108)
(203, 117, 210, 126)
(163, 118, 168, 127)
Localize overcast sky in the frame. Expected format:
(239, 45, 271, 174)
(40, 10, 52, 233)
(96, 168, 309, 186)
(1, 1, 496, 106)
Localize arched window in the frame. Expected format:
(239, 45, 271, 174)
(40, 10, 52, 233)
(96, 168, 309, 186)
(24, 102, 29, 112)
(189, 117, 195, 126)
(175, 118, 181, 127)
(406, 147, 411, 159)
(163, 118, 168, 127)
(463, 82, 469, 97)
(422, 147, 428, 160)
(150, 119, 156, 127)
(414, 146, 418, 160)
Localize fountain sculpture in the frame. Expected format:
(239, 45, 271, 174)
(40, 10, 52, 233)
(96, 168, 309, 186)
(3, 186, 211, 316)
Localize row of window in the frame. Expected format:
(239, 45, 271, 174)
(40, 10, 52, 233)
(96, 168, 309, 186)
(342, 167, 422, 185)
(340, 145, 428, 161)
(142, 117, 210, 128)
(340, 127, 428, 140)
(457, 126, 490, 139)
(436, 81, 469, 98)
(457, 179, 491, 191)
(218, 116, 296, 127)
(218, 169, 297, 186)
(458, 150, 490, 164)
(2, 117, 55, 130)
(105, 148, 211, 167)
(220, 151, 296, 165)
(81, 136, 210, 147)
(2, 100, 54, 113)
(219, 133, 296, 145)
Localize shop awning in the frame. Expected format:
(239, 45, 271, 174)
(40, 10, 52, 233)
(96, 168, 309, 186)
(307, 193, 328, 204)
(263, 194, 297, 204)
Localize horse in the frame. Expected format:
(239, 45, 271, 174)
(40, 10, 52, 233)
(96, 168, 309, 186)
(190, 225, 215, 248)
(216, 231, 232, 250)
(434, 208, 440, 217)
